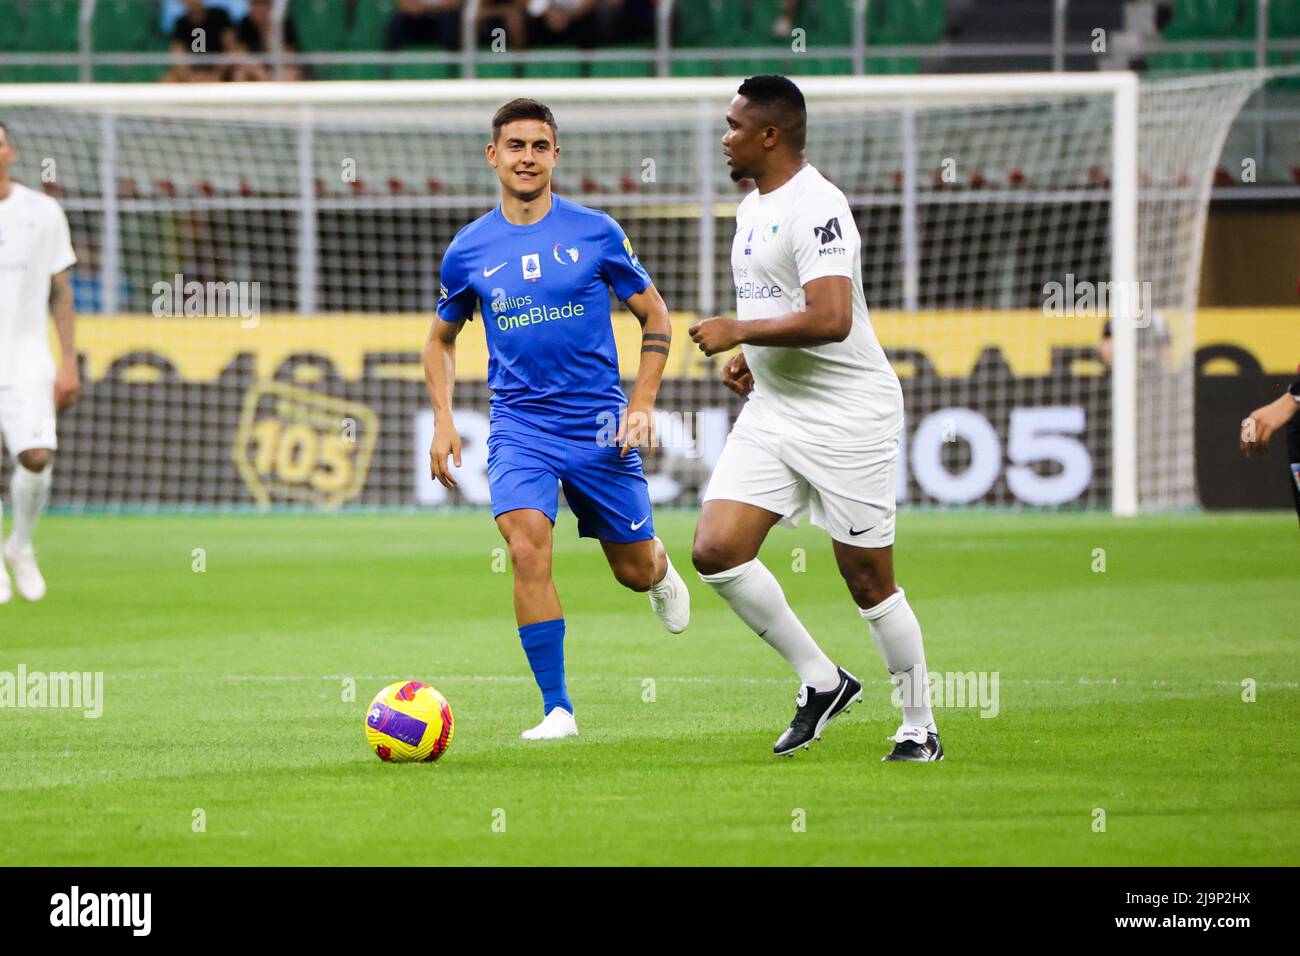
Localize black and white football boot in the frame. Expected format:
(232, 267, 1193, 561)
(881, 725, 944, 762)
(773, 667, 862, 756)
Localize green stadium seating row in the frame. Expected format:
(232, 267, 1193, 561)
(1163, 0, 1300, 39)
(676, 0, 942, 46)
(1153, 0, 1300, 87)
(0, 0, 939, 83)
(0, 0, 78, 82)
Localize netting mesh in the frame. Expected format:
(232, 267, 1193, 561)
(0, 74, 1262, 512)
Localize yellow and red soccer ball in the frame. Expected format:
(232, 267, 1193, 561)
(365, 680, 454, 763)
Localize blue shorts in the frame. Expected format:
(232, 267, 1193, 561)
(487, 424, 655, 543)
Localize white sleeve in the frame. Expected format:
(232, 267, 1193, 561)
(788, 192, 855, 285)
(44, 202, 77, 276)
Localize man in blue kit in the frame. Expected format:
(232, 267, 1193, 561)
(423, 98, 691, 740)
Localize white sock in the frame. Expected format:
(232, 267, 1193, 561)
(9, 464, 51, 549)
(700, 559, 840, 691)
(649, 540, 674, 593)
(860, 587, 935, 731)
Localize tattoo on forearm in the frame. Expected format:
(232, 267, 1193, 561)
(642, 332, 670, 345)
(641, 344, 670, 356)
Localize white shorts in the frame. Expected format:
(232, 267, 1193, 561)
(703, 405, 898, 548)
(0, 383, 58, 459)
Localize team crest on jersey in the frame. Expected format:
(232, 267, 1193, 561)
(522, 253, 541, 281)
(813, 217, 842, 245)
(552, 242, 579, 265)
(762, 222, 778, 241)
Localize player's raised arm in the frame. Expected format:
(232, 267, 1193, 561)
(618, 283, 672, 457)
(49, 267, 79, 411)
(423, 317, 463, 488)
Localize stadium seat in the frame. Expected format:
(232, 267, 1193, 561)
(1273, 0, 1300, 36)
(0, 1, 27, 82)
(864, 0, 943, 75)
(1189, 0, 1300, 87)
(291, 0, 351, 52)
(675, 0, 721, 45)
(1162, 0, 1239, 40)
(1147, 48, 1217, 75)
(522, 52, 584, 78)
(474, 59, 518, 79)
(789, 57, 855, 75)
(0, 1, 27, 50)
(93, 0, 171, 83)
(3, 0, 78, 79)
(669, 59, 720, 77)
(389, 62, 456, 80)
(805, 0, 858, 46)
(351, 0, 397, 51)
(25, 0, 79, 52)
(589, 47, 654, 78)
(867, 55, 921, 75)
(870, 0, 947, 45)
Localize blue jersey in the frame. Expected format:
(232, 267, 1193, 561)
(436, 195, 652, 444)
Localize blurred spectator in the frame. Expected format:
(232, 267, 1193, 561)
(163, 0, 238, 82)
(526, 0, 652, 49)
(162, 0, 248, 32)
(386, 1, 528, 52)
(229, 0, 307, 81)
(70, 244, 131, 315)
(772, 0, 799, 39)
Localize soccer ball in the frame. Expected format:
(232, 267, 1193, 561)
(365, 680, 455, 763)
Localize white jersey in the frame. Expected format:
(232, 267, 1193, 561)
(0, 182, 76, 388)
(730, 164, 902, 446)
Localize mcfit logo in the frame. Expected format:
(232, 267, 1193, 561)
(813, 217, 842, 245)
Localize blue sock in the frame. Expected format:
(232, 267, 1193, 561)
(519, 618, 571, 716)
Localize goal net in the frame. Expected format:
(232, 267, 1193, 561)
(0, 73, 1263, 513)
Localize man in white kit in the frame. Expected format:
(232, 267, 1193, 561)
(688, 76, 942, 761)
(0, 120, 80, 603)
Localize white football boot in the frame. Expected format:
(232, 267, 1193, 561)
(3, 539, 46, 602)
(0, 556, 11, 604)
(647, 539, 690, 634)
(520, 707, 579, 740)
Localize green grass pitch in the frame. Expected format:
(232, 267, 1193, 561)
(1, 510, 1295, 866)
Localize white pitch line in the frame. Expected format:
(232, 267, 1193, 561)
(90, 674, 1300, 689)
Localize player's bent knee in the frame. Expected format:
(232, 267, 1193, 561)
(613, 560, 656, 593)
(845, 573, 894, 610)
(691, 539, 745, 577)
(17, 449, 52, 472)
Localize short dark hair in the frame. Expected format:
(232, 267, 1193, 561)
(0, 120, 10, 145)
(737, 74, 806, 151)
(491, 98, 558, 143)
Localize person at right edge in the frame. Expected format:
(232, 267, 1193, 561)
(1240, 370, 1300, 527)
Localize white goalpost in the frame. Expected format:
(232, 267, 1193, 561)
(0, 73, 1264, 514)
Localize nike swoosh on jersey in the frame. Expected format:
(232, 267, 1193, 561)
(630, 516, 650, 530)
(848, 526, 874, 536)
(483, 261, 507, 277)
